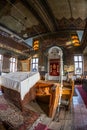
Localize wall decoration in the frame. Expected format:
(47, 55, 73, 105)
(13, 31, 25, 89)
(21, 60, 30, 71)
(64, 65, 74, 72)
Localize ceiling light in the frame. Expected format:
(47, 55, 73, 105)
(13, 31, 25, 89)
(71, 33, 80, 46)
(33, 40, 39, 51)
(23, 33, 28, 38)
(10, 34, 14, 38)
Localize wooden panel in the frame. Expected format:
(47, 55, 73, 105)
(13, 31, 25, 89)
(61, 80, 74, 109)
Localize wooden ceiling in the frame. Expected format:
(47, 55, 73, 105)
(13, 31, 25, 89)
(0, 0, 87, 57)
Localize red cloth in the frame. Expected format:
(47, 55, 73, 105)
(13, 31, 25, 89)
(49, 59, 60, 76)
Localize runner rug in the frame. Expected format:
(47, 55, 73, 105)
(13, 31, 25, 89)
(77, 85, 87, 108)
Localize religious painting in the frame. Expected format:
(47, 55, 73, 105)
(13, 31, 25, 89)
(49, 59, 60, 76)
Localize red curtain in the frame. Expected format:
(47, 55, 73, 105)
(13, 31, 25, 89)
(49, 59, 60, 76)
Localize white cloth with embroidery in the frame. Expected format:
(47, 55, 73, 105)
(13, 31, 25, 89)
(1, 71, 40, 100)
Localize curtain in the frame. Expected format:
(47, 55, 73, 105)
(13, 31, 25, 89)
(49, 59, 60, 76)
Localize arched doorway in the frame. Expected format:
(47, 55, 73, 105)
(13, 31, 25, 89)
(47, 46, 63, 81)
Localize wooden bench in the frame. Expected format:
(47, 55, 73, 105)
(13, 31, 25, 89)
(61, 80, 74, 109)
(35, 81, 60, 118)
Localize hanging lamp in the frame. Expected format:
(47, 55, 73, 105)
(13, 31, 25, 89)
(33, 40, 39, 50)
(71, 33, 80, 47)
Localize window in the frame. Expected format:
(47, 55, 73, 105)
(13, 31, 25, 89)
(31, 57, 38, 72)
(0, 54, 3, 74)
(74, 55, 83, 75)
(10, 57, 17, 72)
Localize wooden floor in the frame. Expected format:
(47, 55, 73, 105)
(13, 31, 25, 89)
(55, 85, 87, 130)
(0, 85, 87, 130)
(71, 86, 87, 130)
(29, 85, 87, 130)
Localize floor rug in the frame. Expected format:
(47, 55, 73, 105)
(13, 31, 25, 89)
(34, 123, 52, 130)
(0, 104, 8, 110)
(77, 86, 87, 108)
(0, 95, 39, 130)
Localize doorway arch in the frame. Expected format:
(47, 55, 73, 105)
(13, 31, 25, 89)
(47, 46, 63, 81)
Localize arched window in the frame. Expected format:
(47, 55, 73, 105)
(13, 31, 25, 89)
(47, 46, 63, 81)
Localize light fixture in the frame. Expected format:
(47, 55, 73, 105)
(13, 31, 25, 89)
(33, 40, 39, 50)
(71, 33, 80, 46)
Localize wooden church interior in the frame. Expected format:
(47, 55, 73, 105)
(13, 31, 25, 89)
(0, 0, 87, 130)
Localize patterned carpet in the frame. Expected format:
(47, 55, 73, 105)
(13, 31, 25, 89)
(0, 94, 40, 130)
